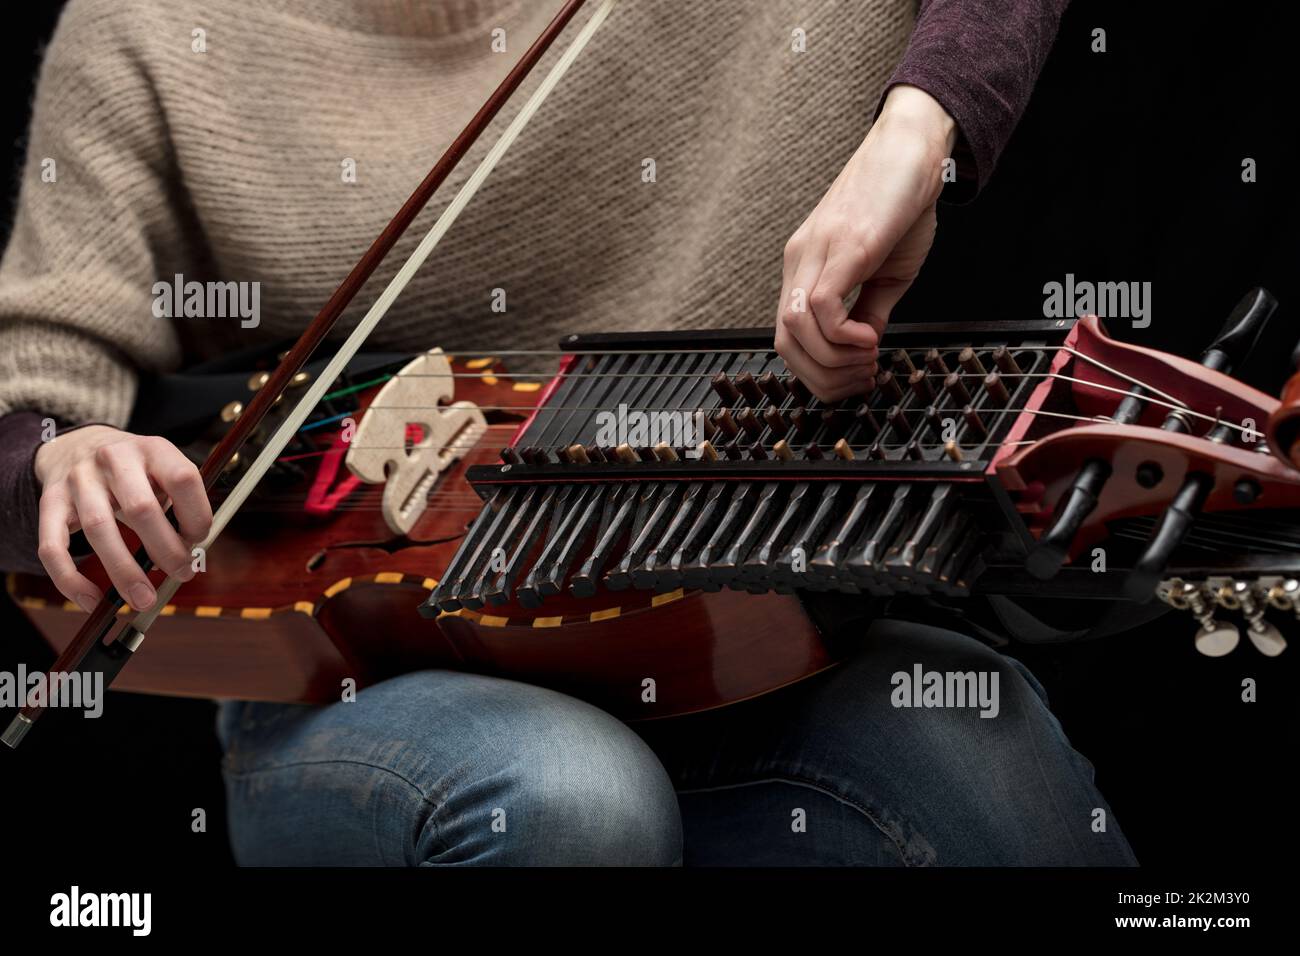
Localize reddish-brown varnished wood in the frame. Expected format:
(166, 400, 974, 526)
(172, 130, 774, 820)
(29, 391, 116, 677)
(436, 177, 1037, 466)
(1267, 371, 1300, 470)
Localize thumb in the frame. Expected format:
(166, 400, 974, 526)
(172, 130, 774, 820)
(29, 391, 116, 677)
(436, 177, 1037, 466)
(847, 275, 911, 339)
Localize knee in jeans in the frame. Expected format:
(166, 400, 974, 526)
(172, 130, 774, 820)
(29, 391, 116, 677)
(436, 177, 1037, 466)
(521, 753, 683, 866)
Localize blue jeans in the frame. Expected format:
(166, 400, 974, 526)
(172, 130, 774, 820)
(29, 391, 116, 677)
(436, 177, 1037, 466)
(217, 619, 1137, 866)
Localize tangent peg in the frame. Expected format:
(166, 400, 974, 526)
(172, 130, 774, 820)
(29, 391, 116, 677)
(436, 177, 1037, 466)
(887, 405, 912, 440)
(713, 407, 740, 438)
(757, 371, 787, 403)
(983, 372, 1010, 406)
(763, 406, 788, 433)
(958, 347, 986, 377)
(909, 369, 934, 404)
(711, 372, 742, 404)
(992, 346, 1023, 376)
(961, 405, 987, 439)
(876, 370, 903, 403)
(944, 372, 971, 406)
(734, 372, 763, 405)
(736, 407, 764, 438)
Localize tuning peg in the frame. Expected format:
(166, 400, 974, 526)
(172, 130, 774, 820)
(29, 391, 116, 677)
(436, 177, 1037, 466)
(1203, 287, 1277, 373)
(1246, 622, 1287, 657)
(1228, 579, 1289, 657)
(1162, 578, 1241, 657)
(1194, 619, 1241, 657)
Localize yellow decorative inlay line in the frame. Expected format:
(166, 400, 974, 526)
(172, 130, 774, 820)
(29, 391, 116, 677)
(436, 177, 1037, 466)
(481, 375, 499, 386)
(373, 572, 404, 585)
(160, 605, 177, 617)
(294, 601, 316, 615)
(478, 614, 509, 628)
(63, 601, 79, 613)
(438, 608, 480, 623)
(195, 606, 223, 618)
(589, 606, 622, 622)
(116, 605, 130, 616)
(466, 358, 495, 370)
(512, 382, 543, 392)
(533, 616, 563, 628)
(240, 607, 273, 620)
(651, 589, 684, 608)
(421, 577, 439, 591)
(20, 597, 46, 610)
(324, 577, 352, 598)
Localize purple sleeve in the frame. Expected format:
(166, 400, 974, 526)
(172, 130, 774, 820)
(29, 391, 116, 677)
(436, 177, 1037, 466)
(0, 411, 54, 574)
(882, 0, 1073, 201)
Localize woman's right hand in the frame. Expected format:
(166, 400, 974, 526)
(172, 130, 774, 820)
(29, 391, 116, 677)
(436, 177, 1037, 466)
(35, 426, 213, 612)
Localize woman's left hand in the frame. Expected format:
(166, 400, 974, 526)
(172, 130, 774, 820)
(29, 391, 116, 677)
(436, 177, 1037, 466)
(775, 85, 958, 402)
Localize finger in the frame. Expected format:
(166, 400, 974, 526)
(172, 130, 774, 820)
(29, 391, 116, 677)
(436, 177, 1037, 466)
(848, 273, 914, 335)
(142, 439, 212, 547)
(776, 326, 877, 402)
(810, 248, 885, 350)
(36, 490, 102, 612)
(102, 452, 195, 581)
(783, 308, 880, 371)
(70, 471, 157, 611)
(783, 253, 879, 369)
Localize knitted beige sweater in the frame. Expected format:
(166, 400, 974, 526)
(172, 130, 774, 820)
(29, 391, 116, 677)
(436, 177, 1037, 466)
(0, 0, 917, 427)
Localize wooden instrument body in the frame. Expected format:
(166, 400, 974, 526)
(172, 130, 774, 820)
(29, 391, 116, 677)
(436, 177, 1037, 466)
(8, 358, 831, 720)
(13, 315, 1300, 718)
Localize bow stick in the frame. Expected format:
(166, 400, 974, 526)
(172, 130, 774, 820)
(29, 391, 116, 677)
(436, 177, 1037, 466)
(4, 0, 614, 748)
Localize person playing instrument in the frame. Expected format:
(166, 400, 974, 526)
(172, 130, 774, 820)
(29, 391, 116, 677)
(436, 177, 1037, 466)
(0, 0, 1135, 865)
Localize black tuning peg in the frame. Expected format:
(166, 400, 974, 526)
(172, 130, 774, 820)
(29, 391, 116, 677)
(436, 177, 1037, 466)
(1123, 473, 1212, 601)
(1201, 287, 1277, 374)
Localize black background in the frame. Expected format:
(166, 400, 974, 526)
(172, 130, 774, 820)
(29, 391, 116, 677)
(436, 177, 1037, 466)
(0, 0, 1295, 880)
